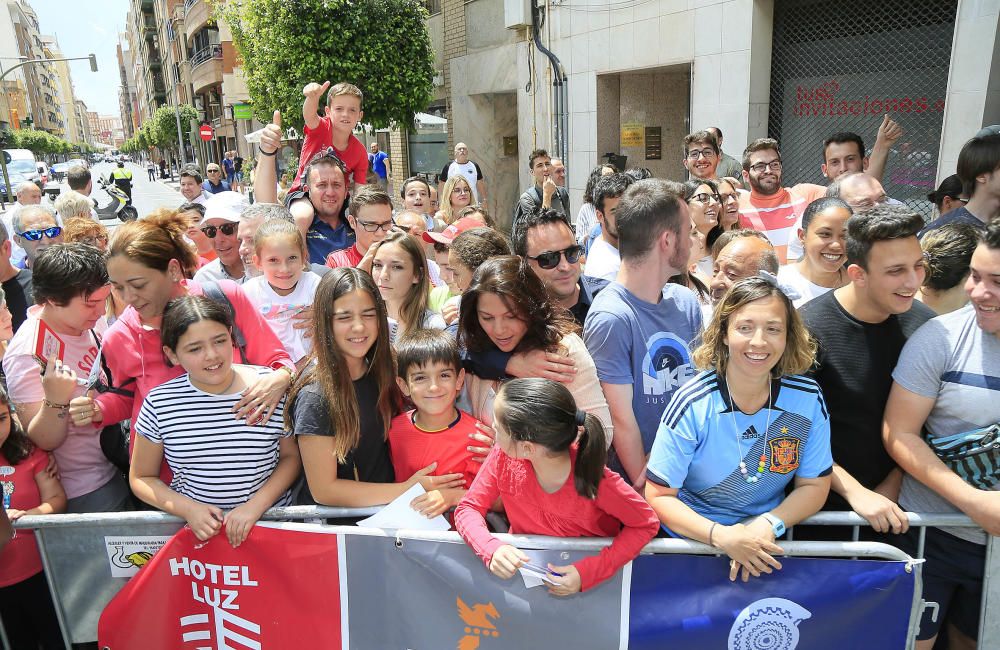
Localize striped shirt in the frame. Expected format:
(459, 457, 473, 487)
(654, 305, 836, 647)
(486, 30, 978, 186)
(134, 366, 292, 509)
(738, 184, 825, 263)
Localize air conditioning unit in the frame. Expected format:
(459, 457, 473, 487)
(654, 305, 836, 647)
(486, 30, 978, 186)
(505, 0, 531, 29)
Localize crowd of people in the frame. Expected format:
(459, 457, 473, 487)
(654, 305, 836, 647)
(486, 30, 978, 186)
(0, 76, 996, 650)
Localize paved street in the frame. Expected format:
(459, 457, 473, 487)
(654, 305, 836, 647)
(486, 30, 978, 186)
(87, 161, 182, 225)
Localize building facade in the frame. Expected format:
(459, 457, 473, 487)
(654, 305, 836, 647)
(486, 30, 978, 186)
(416, 0, 999, 229)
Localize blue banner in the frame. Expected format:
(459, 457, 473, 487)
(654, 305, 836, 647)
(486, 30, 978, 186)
(629, 555, 915, 649)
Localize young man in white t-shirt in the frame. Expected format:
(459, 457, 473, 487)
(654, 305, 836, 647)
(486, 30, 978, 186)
(584, 173, 633, 283)
(2, 243, 131, 513)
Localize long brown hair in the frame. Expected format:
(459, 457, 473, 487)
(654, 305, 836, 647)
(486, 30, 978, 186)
(284, 268, 400, 462)
(1, 388, 34, 465)
(371, 230, 430, 337)
(458, 255, 577, 354)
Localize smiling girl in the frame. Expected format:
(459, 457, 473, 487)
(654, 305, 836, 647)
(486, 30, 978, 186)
(370, 230, 444, 344)
(242, 219, 321, 367)
(778, 197, 852, 308)
(130, 296, 300, 547)
(286, 268, 464, 508)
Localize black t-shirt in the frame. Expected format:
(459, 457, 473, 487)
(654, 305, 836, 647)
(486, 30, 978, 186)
(3, 269, 32, 335)
(800, 290, 934, 511)
(292, 374, 394, 505)
(918, 206, 987, 238)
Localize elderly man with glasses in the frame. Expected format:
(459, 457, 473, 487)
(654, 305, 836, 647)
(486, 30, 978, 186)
(202, 163, 232, 195)
(193, 192, 250, 284)
(13, 205, 63, 270)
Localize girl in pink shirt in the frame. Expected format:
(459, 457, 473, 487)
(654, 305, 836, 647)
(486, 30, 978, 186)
(454, 378, 658, 596)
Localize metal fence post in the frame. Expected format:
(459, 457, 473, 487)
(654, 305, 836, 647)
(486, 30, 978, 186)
(979, 535, 1000, 646)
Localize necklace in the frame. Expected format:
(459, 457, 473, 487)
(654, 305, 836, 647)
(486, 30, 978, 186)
(726, 375, 772, 484)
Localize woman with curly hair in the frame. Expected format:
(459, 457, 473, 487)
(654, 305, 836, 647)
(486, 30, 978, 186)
(457, 255, 612, 441)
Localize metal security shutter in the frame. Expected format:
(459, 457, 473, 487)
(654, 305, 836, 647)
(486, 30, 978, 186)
(768, 0, 958, 216)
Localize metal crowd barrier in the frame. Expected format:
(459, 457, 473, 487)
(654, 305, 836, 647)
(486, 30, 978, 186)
(4, 508, 990, 649)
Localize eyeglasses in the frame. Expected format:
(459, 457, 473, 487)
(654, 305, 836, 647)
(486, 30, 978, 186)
(689, 192, 721, 205)
(718, 191, 739, 203)
(201, 223, 239, 238)
(354, 219, 394, 233)
(527, 244, 584, 270)
(686, 148, 717, 161)
(207, 169, 221, 173)
(748, 160, 782, 173)
(18, 226, 62, 241)
(452, 187, 471, 195)
(80, 235, 108, 247)
(307, 147, 347, 168)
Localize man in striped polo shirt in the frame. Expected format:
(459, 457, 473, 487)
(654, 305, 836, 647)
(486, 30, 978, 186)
(737, 138, 825, 264)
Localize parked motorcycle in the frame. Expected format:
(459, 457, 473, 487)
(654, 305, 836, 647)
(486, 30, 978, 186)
(95, 176, 138, 222)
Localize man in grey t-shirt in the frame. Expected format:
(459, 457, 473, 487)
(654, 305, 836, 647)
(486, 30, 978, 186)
(883, 219, 1000, 648)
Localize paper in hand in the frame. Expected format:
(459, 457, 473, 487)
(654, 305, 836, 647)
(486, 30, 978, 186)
(356, 483, 451, 531)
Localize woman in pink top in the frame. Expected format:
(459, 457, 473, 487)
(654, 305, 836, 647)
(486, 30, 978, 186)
(70, 209, 294, 441)
(454, 378, 658, 596)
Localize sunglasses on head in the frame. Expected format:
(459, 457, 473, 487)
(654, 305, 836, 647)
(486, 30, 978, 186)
(308, 146, 347, 167)
(201, 223, 239, 238)
(527, 244, 584, 270)
(18, 226, 62, 242)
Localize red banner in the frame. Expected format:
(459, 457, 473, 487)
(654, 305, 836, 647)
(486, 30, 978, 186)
(98, 525, 342, 649)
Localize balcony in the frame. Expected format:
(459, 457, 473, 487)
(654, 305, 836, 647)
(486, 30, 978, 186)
(185, 0, 212, 37)
(189, 46, 222, 94)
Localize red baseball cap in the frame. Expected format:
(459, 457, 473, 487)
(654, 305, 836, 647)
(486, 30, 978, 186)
(421, 217, 485, 246)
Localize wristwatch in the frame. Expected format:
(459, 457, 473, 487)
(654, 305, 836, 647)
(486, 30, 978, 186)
(760, 512, 786, 538)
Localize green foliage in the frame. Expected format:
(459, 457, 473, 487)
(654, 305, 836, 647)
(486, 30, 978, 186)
(148, 104, 199, 151)
(219, 0, 434, 133)
(7, 128, 74, 155)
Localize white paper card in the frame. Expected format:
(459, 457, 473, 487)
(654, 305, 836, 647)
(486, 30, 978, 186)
(356, 483, 451, 531)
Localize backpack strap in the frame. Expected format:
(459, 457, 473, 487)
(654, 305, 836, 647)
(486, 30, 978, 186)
(201, 281, 249, 364)
(89, 330, 135, 398)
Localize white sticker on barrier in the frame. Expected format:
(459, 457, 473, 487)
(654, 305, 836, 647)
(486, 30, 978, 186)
(104, 535, 172, 578)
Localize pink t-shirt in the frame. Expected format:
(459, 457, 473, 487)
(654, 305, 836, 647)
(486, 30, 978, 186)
(291, 116, 368, 191)
(2, 307, 115, 499)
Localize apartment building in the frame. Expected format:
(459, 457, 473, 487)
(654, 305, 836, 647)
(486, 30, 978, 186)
(411, 0, 998, 229)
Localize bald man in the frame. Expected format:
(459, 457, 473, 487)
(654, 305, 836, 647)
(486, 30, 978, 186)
(7, 182, 44, 267)
(439, 142, 486, 203)
(710, 232, 780, 303)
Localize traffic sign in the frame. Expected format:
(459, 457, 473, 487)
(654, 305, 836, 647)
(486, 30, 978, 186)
(199, 124, 214, 141)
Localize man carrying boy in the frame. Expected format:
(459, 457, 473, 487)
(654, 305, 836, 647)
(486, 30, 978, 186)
(390, 330, 483, 518)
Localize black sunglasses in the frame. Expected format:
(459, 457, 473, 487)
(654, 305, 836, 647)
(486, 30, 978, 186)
(308, 146, 347, 168)
(527, 244, 584, 270)
(201, 223, 239, 238)
(18, 226, 62, 242)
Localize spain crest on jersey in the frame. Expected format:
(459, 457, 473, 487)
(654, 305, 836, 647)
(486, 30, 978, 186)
(768, 437, 801, 474)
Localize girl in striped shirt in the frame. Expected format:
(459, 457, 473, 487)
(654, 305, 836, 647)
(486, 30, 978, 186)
(129, 296, 301, 547)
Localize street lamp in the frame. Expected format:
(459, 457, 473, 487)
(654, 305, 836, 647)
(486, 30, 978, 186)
(0, 54, 97, 207)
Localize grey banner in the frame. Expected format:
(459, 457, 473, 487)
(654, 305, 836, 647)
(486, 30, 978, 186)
(344, 535, 625, 650)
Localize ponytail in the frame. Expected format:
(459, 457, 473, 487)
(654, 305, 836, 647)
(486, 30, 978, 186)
(495, 378, 606, 500)
(574, 412, 607, 499)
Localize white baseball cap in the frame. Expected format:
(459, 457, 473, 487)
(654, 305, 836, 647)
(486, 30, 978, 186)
(200, 191, 248, 225)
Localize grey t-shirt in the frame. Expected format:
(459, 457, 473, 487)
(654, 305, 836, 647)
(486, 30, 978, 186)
(892, 305, 1000, 544)
(583, 282, 703, 454)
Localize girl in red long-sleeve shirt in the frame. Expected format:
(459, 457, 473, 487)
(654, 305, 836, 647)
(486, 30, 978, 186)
(454, 378, 658, 596)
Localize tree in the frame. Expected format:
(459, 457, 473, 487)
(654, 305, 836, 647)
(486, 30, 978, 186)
(149, 104, 198, 152)
(219, 0, 434, 133)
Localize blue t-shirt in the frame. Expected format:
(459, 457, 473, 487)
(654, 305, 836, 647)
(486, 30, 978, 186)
(918, 206, 986, 239)
(583, 282, 703, 452)
(646, 371, 833, 526)
(306, 216, 356, 265)
(369, 151, 389, 179)
(202, 179, 231, 194)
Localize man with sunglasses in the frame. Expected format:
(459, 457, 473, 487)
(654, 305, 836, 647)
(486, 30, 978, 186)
(325, 185, 393, 272)
(737, 138, 825, 264)
(584, 173, 634, 282)
(202, 163, 232, 195)
(193, 192, 250, 285)
(13, 206, 63, 270)
(513, 208, 607, 326)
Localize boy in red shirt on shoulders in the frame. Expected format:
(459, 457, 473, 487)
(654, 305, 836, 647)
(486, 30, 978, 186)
(389, 330, 483, 521)
(289, 81, 370, 234)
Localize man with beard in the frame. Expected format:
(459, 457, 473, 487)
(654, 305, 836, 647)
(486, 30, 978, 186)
(682, 130, 722, 182)
(584, 179, 702, 490)
(738, 138, 825, 263)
